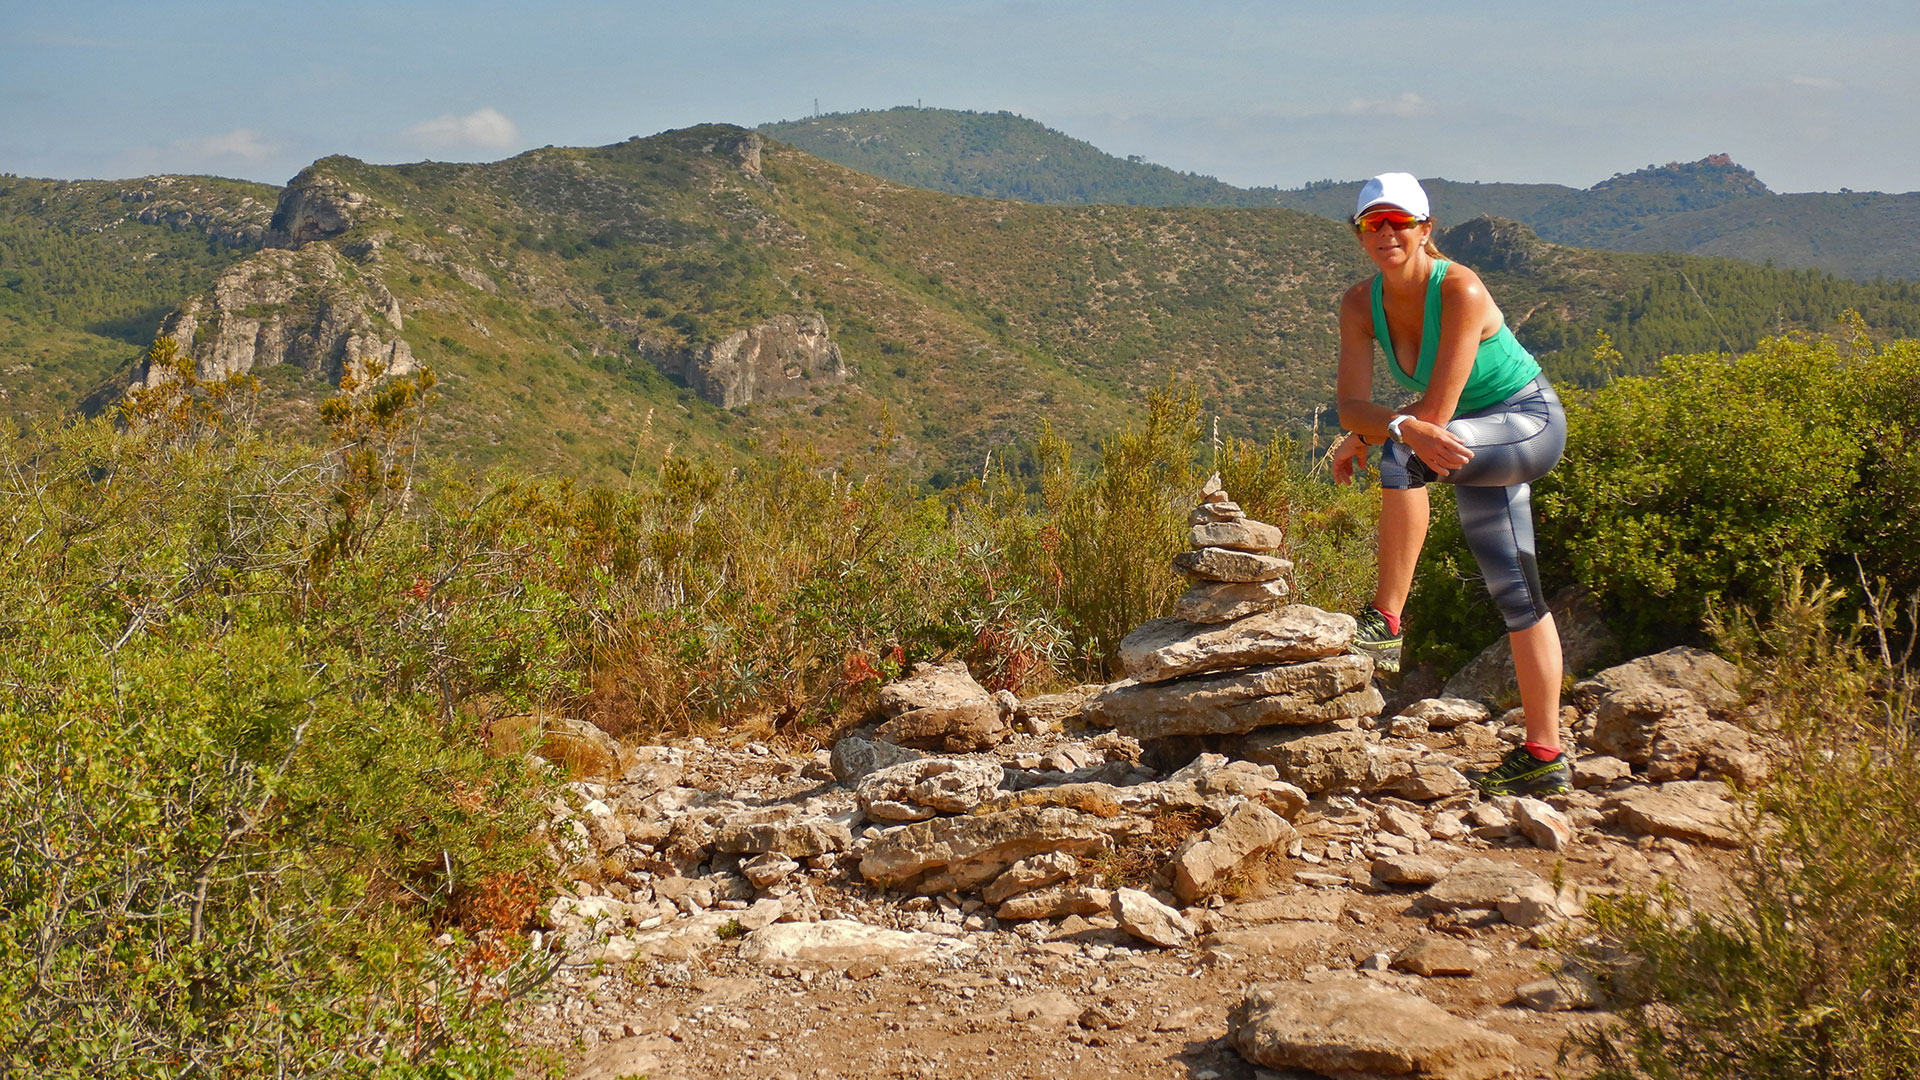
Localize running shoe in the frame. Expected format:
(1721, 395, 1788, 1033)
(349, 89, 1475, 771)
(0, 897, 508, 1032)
(1466, 746, 1574, 797)
(1349, 607, 1402, 674)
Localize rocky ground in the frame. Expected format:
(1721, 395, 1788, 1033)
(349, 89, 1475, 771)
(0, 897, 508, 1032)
(495, 638, 1758, 1080)
(486, 489, 1770, 1079)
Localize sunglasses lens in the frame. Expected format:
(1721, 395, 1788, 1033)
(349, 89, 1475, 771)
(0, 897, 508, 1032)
(1356, 211, 1422, 232)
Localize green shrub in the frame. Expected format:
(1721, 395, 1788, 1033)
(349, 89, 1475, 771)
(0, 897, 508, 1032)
(1569, 573, 1920, 1079)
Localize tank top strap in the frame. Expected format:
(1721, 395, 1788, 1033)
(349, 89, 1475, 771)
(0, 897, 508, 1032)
(1414, 260, 1452, 386)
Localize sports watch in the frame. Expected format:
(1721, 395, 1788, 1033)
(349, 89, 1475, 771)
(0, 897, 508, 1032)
(1387, 414, 1415, 444)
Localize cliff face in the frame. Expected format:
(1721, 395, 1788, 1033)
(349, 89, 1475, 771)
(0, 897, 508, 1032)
(146, 245, 412, 387)
(648, 312, 846, 409)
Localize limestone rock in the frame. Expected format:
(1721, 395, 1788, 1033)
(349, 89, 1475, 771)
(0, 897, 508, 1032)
(877, 660, 991, 718)
(858, 805, 1145, 893)
(1574, 755, 1632, 788)
(996, 884, 1112, 921)
(1394, 697, 1492, 729)
(1392, 937, 1485, 977)
(1605, 781, 1743, 848)
(874, 700, 1007, 753)
(1647, 717, 1773, 787)
(1229, 977, 1521, 1080)
(712, 810, 852, 856)
(1172, 547, 1293, 583)
(1172, 578, 1292, 623)
(645, 311, 847, 410)
(1085, 653, 1379, 738)
(1013, 686, 1096, 730)
(982, 851, 1079, 905)
(855, 757, 1004, 822)
(1368, 750, 1471, 801)
(1513, 798, 1575, 851)
(1372, 854, 1450, 887)
(1189, 500, 1246, 525)
(1119, 606, 1355, 684)
(1590, 686, 1699, 763)
(736, 919, 972, 966)
(828, 736, 924, 784)
(1223, 893, 1346, 924)
(1172, 800, 1295, 902)
(1573, 646, 1742, 718)
(1110, 888, 1196, 948)
(740, 852, 799, 888)
(1421, 857, 1548, 913)
(1231, 727, 1371, 793)
(1188, 519, 1284, 553)
(1513, 971, 1601, 1011)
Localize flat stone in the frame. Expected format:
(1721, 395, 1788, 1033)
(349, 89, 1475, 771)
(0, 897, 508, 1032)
(1204, 922, 1342, 959)
(1572, 646, 1742, 717)
(1172, 547, 1293, 583)
(1172, 800, 1295, 902)
(1574, 755, 1631, 788)
(1085, 654, 1379, 738)
(1393, 697, 1492, 729)
(1229, 977, 1522, 1080)
(1189, 501, 1246, 524)
(1604, 781, 1743, 848)
(855, 757, 1004, 822)
(1372, 854, 1450, 887)
(1014, 687, 1096, 730)
(737, 919, 972, 967)
(874, 700, 1007, 753)
(1120, 607, 1354, 683)
(829, 736, 924, 784)
(1189, 519, 1284, 553)
(1172, 578, 1292, 623)
(877, 660, 991, 718)
(1498, 884, 1564, 929)
(1223, 893, 1346, 924)
(713, 811, 852, 857)
(1110, 888, 1196, 948)
(858, 805, 1145, 893)
(1513, 972, 1600, 1011)
(1392, 937, 1485, 977)
(996, 884, 1112, 921)
(1421, 857, 1547, 912)
(1369, 751, 1471, 801)
(1230, 727, 1371, 793)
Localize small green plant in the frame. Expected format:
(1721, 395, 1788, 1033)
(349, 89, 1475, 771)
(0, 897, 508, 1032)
(715, 919, 746, 941)
(1566, 572, 1920, 1079)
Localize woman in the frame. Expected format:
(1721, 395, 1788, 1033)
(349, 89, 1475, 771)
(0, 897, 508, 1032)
(1329, 172, 1571, 796)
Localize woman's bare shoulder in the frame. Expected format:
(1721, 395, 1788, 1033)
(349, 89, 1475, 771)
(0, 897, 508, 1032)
(1339, 278, 1374, 311)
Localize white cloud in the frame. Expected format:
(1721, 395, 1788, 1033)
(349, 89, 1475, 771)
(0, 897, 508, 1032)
(1339, 93, 1429, 119)
(1789, 74, 1842, 90)
(181, 128, 278, 161)
(403, 107, 520, 150)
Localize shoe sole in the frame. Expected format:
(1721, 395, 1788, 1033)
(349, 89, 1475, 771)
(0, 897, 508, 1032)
(1469, 762, 1573, 796)
(1348, 640, 1403, 675)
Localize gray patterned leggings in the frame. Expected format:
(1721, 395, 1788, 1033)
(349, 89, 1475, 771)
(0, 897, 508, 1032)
(1378, 375, 1567, 631)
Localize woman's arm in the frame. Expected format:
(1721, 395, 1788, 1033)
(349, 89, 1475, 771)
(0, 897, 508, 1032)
(1392, 268, 1497, 475)
(1335, 282, 1393, 440)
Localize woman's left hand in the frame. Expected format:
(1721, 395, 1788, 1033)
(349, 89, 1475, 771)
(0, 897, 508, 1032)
(1403, 419, 1474, 477)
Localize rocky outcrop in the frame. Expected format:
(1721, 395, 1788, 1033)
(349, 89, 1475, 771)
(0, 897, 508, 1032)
(648, 312, 847, 409)
(1438, 215, 1548, 274)
(269, 172, 372, 247)
(146, 246, 413, 385)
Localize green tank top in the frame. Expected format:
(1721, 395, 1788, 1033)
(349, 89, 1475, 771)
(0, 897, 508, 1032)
(1370, 260, 1540, 415)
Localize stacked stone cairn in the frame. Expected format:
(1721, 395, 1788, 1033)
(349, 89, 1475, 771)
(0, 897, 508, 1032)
(1083, 476, 1466, 802)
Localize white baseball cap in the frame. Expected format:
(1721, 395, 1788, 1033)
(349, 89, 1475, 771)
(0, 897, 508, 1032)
(1353, 172, 1430, 221)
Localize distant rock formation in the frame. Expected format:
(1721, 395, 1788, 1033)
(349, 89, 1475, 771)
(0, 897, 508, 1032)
(646, 312, 847, 409)
(268, 173, 371, 248)
(144, 246, 412, 387)
(1439, 216, 1547, 273)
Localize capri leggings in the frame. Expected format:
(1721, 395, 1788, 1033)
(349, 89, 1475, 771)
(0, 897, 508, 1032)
(1378, 375, 1567, 632)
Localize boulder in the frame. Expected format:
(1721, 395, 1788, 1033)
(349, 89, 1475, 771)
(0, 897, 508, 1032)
(1572, 646, 1742, 717)
(1229, 977, 1521, 1080)
(858, 805, 1145, 893)
(1188, 519, 1284, 553)
(1646, 717, 1773, 787)
(1172, 547, 1293, 583)
(874, 700, 1007, 753)
(1110, 888, 1196, 948)
(1171, 578, 1292, 624)
(855, 757, 1004, 822)
(877, 660, 991, 718)
(1119, 607, 1354, 683)
(1393, 697, 1492, 729)
(1372, 854, 1450, 887)
(1392, 937, 1485, 977)
(1172, 800, 1295, 902)
(1605, 781, 1743, 848)
(1589, 686, 1699, 763)
(1084, 654, 1380, 738)
(1230, 727, 1371, 793)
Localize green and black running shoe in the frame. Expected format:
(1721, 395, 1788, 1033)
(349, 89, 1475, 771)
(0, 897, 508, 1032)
(1466, 746, 1574, 797)
(1349, 607, 1403, 674)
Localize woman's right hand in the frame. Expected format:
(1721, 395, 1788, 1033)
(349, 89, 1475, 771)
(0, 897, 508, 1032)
(1402, 418, 1474, 476)
(1331, 432, 1368, 485)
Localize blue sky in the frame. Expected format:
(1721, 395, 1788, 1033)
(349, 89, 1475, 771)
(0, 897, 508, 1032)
(4, 1, 1915, 194)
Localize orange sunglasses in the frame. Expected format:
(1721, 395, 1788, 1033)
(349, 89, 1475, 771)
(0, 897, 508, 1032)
(1352, 209, 1427, 232)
